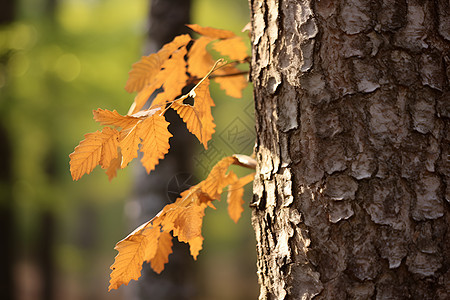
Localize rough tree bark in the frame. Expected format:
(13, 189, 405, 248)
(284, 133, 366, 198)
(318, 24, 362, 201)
(250, 0, 449, 299)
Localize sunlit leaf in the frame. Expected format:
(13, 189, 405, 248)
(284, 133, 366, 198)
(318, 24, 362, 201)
(187, 24, 235, 39)
(69, 127, 119, 181)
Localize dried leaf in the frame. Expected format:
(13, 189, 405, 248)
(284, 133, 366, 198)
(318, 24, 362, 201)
(119, 124, 140, 168)
(119, 112, 172, 172)
(93, 109, 140, 129)
(128, 81, 162, 115)
(213, 66, 248, 98)
(108, 156, 254, 290)
(172, 78, 215, 149)
(227, 173, 255, 223)
(105, 153, 121, 181)
(213, 37, 248, 61)
(201, 156, 237, 199)
(187, 36, 214, 78)
(125, 34, 191, 93)
(69, 127, 119, 181)
(138, 114, 172, 173)
(108, 221, 157, 291)
(151, 46, 189, 107)
(187, 236, 203, 259)
(187, 24, 235, 39)
(72, 26, 255, 291)
(150, 231, 173, 274)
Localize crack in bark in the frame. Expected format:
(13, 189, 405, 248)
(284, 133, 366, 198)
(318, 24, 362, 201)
(251, 0, 449, 299)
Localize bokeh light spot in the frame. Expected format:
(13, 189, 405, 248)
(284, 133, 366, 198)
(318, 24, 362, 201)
(55, 53, 81, 82)
(8, 52, 30, 77)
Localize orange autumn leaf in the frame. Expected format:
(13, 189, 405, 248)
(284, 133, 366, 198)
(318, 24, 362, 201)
(108, 223, 165, 291)
(213, 65, 248, 98)
(161, 198, 207, 257)
(108, 222, 154, 290)
(126, 35, 191, 114)
(127, 80, 161, 115)
(151, 46, 189, 107)
(72, 25, 251, 181)
(201, 156, 237, 198)
(227, 172, 255, 223)
(72, 25, 255, 291)
(119, 112, 172, 171)
(93, 109, 140, 129)
(172, 78, 215, 149)
(187, 36, 214, 77)
(214, 74, 248, 98)
(125, 34, 191, 94)
(69, 127, 119, 181)
(187, 24, 235, 39)
(173, 202, 206, 242)
(186, 236, 204, 259)
(138, 114, 172, 173)
(213, 37, 248, 61)
(119, 124, 140, 168)
(108, 156, 254, 290)
(105, 153, 121, 181)
(149, 231, 173, 274)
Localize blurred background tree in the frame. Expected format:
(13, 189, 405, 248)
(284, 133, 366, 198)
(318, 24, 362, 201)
(0, 0, 256, 299)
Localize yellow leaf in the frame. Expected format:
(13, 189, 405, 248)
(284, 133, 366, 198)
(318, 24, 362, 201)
(69, 127, 119, 181)
(213, 67, 248, 98)
(99, 128, 120, 169)
(108, 221, 158, 291)
(151, 46, 189, 107)
(108, 155, 255, 285)
(201, 156, 237, 199)
(227, 172, 255, 223)
(105, 153, 121, 181)
(187, 24, 236, 39)
(93, 109, 140, 129)
(150, 231, 173, 274)
(172, 78, 215, 149)
(188, 236, 203, 259)
(173, 204, 206, 242)
(119, 125, 140, 168)
(118, 112, 172, 171)
(159, 187, 209, 260)
(187, 36, 214, 78)
(125, 34, 191, 93)
(138, 114, 172, 173)
(213, 37, 248, 61)
(128, 81, 162, 115)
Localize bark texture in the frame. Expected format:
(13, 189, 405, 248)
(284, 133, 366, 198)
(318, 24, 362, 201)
(250, 0, 449, 299)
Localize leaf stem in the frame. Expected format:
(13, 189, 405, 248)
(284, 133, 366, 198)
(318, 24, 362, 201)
(209, 71, 249, 79)
(158, 59, 224, 116)
(188, 58, 224, 96)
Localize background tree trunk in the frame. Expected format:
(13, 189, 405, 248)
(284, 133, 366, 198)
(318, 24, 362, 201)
(1, 1, 17, 299)
(126, 1, 198, 299)
(250, 0, 449, 299)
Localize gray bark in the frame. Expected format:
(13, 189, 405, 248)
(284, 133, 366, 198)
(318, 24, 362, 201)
(250, 0, 449, 299)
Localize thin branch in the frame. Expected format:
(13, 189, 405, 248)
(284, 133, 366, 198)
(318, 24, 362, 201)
(210, 71, 249, 79)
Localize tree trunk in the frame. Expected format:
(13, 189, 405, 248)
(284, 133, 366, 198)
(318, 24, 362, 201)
(1, 2, 17, 299)
(126, 1, 198, 299)
(249, 0, 449, 299)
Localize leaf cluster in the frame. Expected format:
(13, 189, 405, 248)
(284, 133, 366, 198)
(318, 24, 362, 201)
(69, 25, 248, 181)
(69, 25, 254, 290)
(108, 156, 254, 290)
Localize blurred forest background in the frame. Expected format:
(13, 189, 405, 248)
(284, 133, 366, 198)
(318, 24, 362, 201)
(0, 0, 257, 299)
